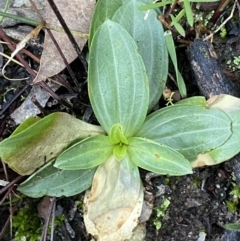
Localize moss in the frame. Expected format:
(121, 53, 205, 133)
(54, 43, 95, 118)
(153, 198, 171, 230)
(13, 204, 65, 241)
(13, 206, 42, 241)
(226, 182, 240, 213)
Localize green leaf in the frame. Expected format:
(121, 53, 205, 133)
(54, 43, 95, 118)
(55, 135, 113, 170)
(89, 0, 124, 47)
(170, 14, 186, 37)
(176, 96, 207, 107)
(174, 8, 185, 23)
(164, 30, 187, 97)
(138, 0, 220, 11)
(224, 223, 240, 231)
(189, 0, 220, 2)
(84, 154, 143, 240)
(138, 1, 172, 10)
(128, 137, 192, 175)
(190, 95, 240, 167)
(0, 112, 105, 175)
(11, 116, 41, 136)
(112, 0, 168, 110)
(17, 161, 96, 198)
(113, 144, 128, 161)
(109, 123, 128, 145)
(88, 20, 149, 137)
(183, 0, 194, 27)
(205, 111, 240, 164)
(136, 105, 232, 161)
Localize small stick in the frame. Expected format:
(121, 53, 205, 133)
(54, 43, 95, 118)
(204, 0, 237, 41)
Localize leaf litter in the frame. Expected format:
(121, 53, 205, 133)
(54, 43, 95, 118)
(0, 0, 240, 241)
(33, 0, 95, 83)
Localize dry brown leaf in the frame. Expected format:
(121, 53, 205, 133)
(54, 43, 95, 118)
(0, 112, 105, 175)
(33, 0, 95, 83)
(190, 153, 216, 168)
(207, 94, 240, 112)
(84, 155, 144, 241)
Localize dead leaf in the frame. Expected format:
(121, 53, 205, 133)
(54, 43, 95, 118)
(84, 155, 144, 241)
(207, 94, 240, 112)
(33, 0, 95, 83)
(37, 196, 52, 221)
(127, 223, 146, 241)
(0, 0, 45, 28)
(0, 112, 105, 175)
(191, 153, 216, 168)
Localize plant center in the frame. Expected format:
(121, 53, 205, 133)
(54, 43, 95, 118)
(109, 123, 128, 161)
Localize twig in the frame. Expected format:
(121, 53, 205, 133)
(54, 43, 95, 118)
(165, 0, 179, 20)
(210, 0, 232, 23)
(204, 0, 237, 41)
(0, 201, 19, 240)
(0, 27, 73, 111)
(0, 84, 30, 116)
(40, 197, 56, 241)
(0, 175, 24, 196)
(50, 200, 56, 241)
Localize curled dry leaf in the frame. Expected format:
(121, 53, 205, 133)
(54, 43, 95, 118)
(33, 0, 95, 83)
(207, 94, 240, 112)
(84, 155, 144, 241)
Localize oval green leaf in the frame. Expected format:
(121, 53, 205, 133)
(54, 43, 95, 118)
(128, 137, 192, 175)
(191, 95, 240, 167)
(0, 112, 105, 175)
(89, 0, 124, 47)
(11, 116, 41, 136)
(88, 20, 149, 137)
(192, 111, 240, 167)
(136, 105, 232, 161)
(112, 0, 168, 110)
(55, 135, 113, 170)
(17, 161, 96, 198)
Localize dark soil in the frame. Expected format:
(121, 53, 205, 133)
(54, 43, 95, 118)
(144, 163, 239, 241)
(1, 6, 240, 241)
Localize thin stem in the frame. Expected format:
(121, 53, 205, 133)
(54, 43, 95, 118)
(0, 0, 11, 23)
(204, 0, 237, 41)
(0, 11, 40, 25)
(0, 11, 88, 38)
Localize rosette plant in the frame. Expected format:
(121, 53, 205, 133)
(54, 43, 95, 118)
(1, 0, 240, 240)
